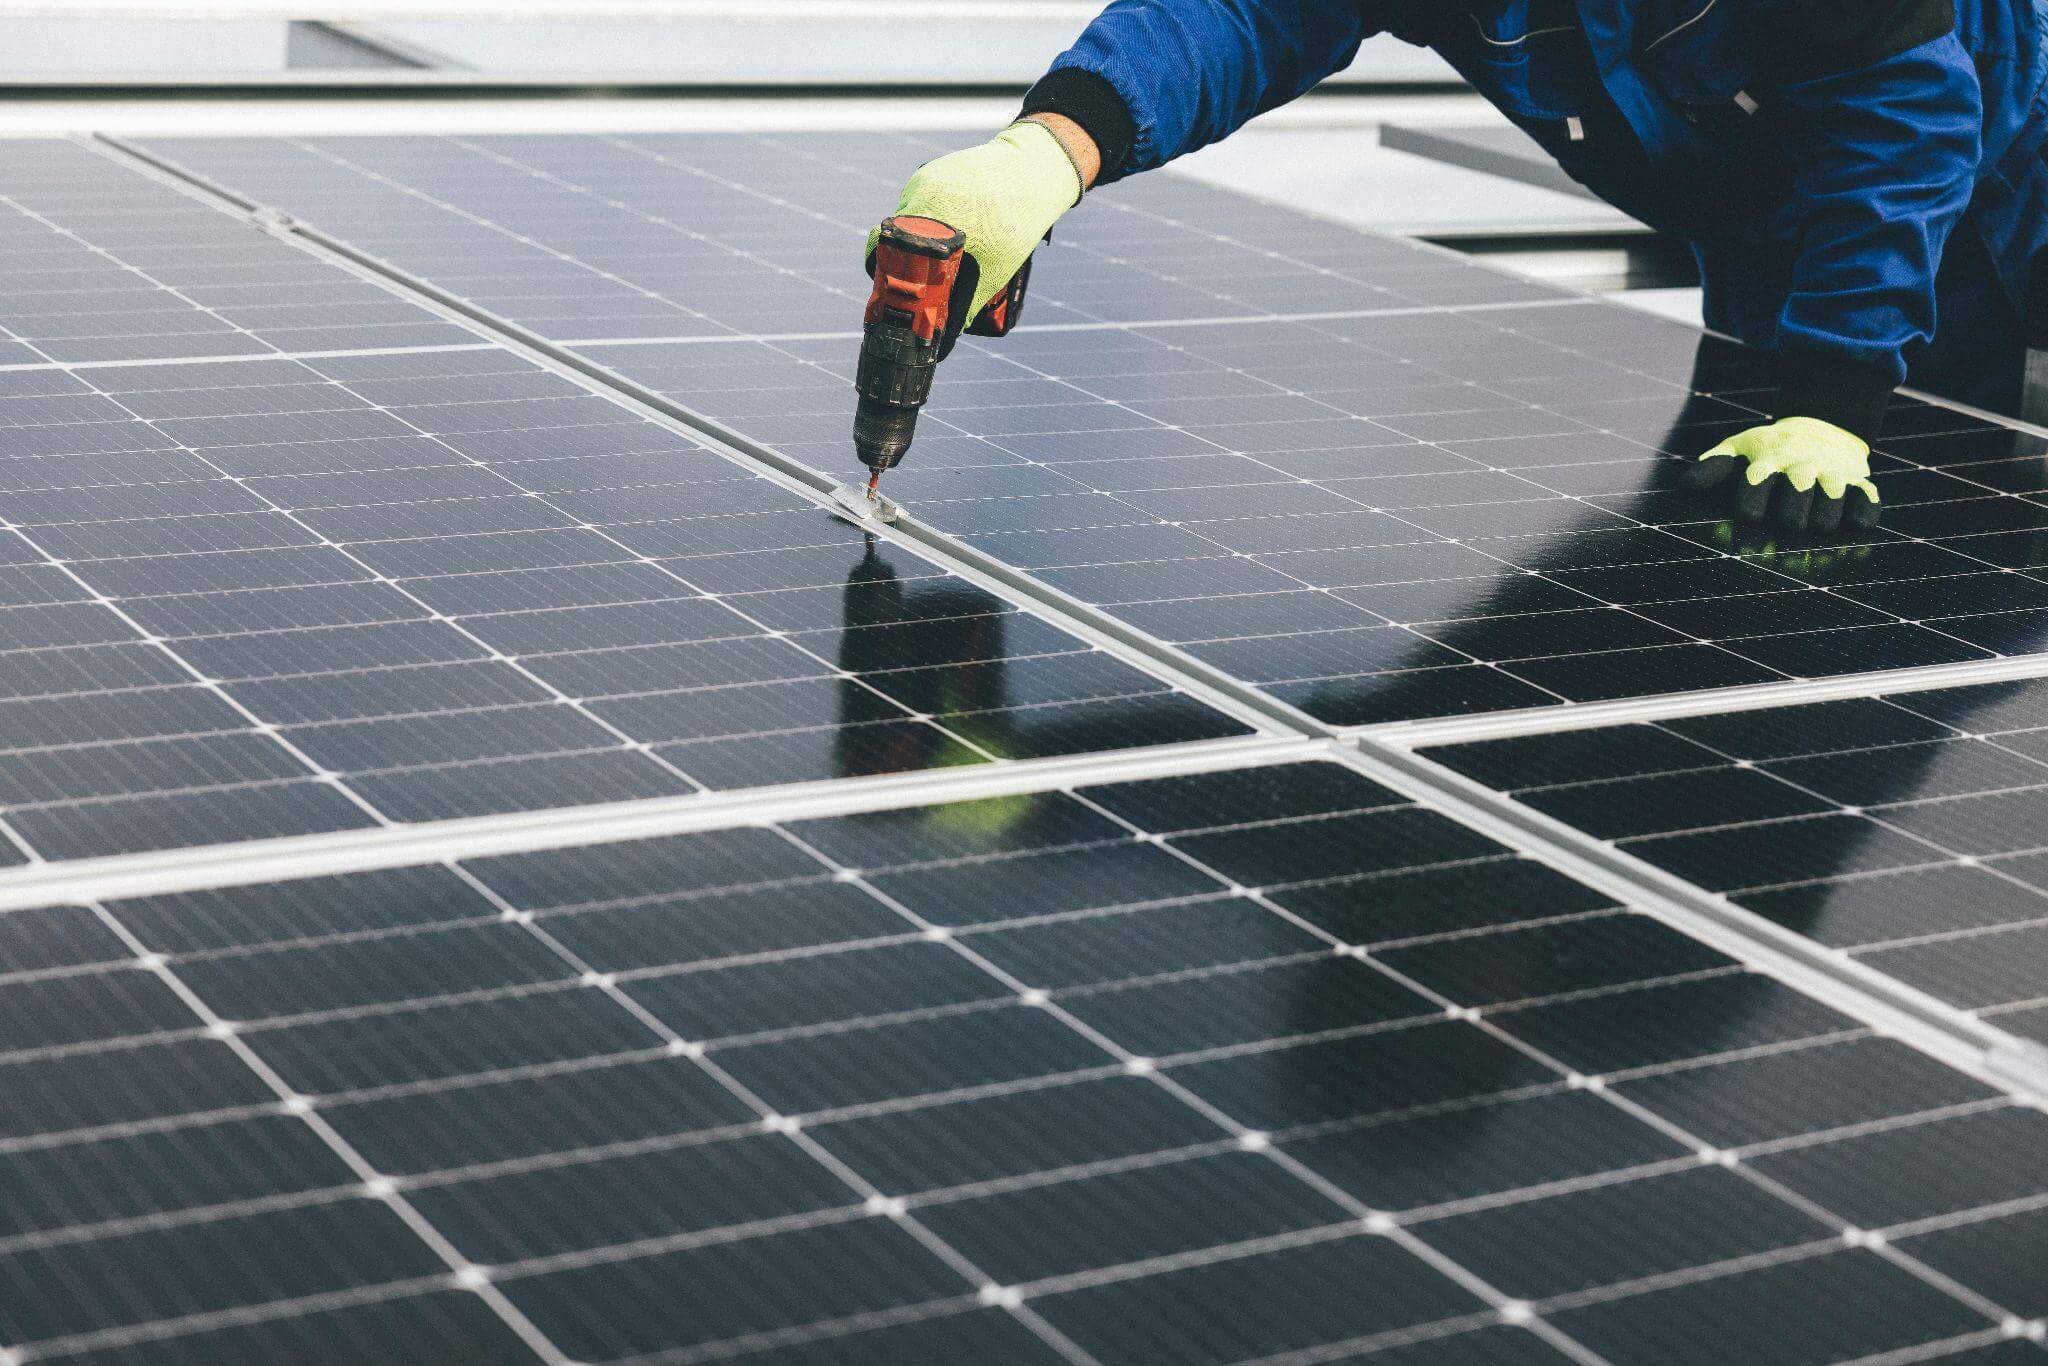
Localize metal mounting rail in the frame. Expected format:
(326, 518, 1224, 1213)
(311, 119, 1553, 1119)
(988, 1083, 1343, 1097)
(1364, 652, 2048, 748)
(0, 735, 1324, 914)
(85, 130, 2048, 1112)
(556, 295, 1599, 350)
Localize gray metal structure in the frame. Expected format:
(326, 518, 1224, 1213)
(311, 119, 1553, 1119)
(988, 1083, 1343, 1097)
(1380, 122, 1599, 202)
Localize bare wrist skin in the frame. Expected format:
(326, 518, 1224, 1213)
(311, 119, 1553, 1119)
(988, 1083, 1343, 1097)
(1019, 112, 1103, 192)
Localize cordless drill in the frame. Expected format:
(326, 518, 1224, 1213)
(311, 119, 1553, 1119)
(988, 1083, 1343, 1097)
(854, 214, 1029, 504)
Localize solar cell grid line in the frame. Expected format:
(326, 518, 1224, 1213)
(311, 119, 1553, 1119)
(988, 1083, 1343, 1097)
(64, 127, 2048, 1366)
(0, 342, 509, 377)
(0, 353, 670, 860)
(301, 134, 750, 343)
(0, 761, 2039, 1361)
(773, 128, 1583, 314)
(0, 918, 1088, 1361)
(545, 296, 1602, 355)
(1423, 675, 2048, 1056)
(307, 139, 2048, 696)
(395, 862, 1111, 1366)
(126, 134, 778, 346)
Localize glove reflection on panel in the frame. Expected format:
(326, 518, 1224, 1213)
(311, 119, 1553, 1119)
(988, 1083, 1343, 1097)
(1682, 416, 1882, 534)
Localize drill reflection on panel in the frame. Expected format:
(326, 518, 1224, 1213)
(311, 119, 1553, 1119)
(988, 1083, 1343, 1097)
(853, 212, 1030, 511)
(834, 534, 1012, 781)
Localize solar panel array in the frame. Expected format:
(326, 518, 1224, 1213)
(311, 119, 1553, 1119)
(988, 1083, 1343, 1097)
(1430, 678, 2048, 1047)
(0, 127, 2040, 1364)
(142, 134, 2048, 726)
(8, 759, 2048, 1364)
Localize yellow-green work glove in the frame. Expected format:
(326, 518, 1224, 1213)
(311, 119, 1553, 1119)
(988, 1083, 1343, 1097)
(867, 120, 1083, 339)
(1682, 416, 1881, 533)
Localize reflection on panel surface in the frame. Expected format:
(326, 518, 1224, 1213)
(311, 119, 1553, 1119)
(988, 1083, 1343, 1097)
(0, 761, 2037, 1363)
(137, 133, 2048, 728)
(1429, 676, 2048, 1045)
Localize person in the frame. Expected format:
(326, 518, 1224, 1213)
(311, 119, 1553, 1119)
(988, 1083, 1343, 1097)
(873, 0, 2048, 533)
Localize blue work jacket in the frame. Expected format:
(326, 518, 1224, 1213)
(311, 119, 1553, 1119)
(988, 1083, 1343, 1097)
(1027, 0, 2048, 436)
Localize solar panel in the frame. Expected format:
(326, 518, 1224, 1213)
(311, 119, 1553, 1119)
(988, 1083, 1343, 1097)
(0, 352, 1252, 856)
(131, 133, 2048, 729)
(0, 147, 1253, 861)
(0, 758, 2037, 1363)
(0, 141, 477, 363)
(1426, 677, 2048, 1047)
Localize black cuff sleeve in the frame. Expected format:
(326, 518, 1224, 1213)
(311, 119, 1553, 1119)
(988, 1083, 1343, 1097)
(1763, 0, 1955, 83)
(1020, 67, 1137, 183)
(1776, 348, 1896, 444)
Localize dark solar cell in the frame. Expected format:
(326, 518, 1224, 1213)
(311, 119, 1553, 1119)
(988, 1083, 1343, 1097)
(53, 1292, 546, 1366)
(1423, 1166, 1833, 1301)
(1750, 1107, 2048, 1229)
(1035, 1233, 1491, 1366)
(1610, 1035, 1997, 1147)
(1902, 1206, 2048, 1320)
(0, 1200, 445, 1347)
(1547, 1251, 1988, 1366)
(0, 1114, 352, 1241)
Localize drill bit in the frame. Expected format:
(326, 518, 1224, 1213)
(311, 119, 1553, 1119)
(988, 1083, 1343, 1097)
(866, 467, 882, 502)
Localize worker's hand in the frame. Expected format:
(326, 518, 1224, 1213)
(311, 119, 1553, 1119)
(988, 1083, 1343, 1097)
(868, 120, 1085, 340)
(1682, 416, 1881, 533)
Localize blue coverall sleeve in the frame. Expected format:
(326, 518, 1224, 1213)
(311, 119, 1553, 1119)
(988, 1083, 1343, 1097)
(1770, 29, 1985, 433)
(1041, 0, 1376, 178)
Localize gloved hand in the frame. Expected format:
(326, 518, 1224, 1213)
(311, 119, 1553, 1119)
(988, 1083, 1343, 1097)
(868, 120, 1083, 347)
(1682, 416, 1881, 533)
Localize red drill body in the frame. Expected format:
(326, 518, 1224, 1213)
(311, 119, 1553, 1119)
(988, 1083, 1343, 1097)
(854, 214, 1029, 500)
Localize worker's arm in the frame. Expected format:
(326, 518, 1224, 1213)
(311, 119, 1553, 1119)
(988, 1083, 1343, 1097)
(1019, 0, 1375, 182)
(869, 0, 1375, 330)
(1689, 0, 1980, 533)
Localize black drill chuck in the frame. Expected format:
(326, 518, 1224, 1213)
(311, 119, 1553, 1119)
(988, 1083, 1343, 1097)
(853, 317, 941, 474)
(854, 213, 1032, 493)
